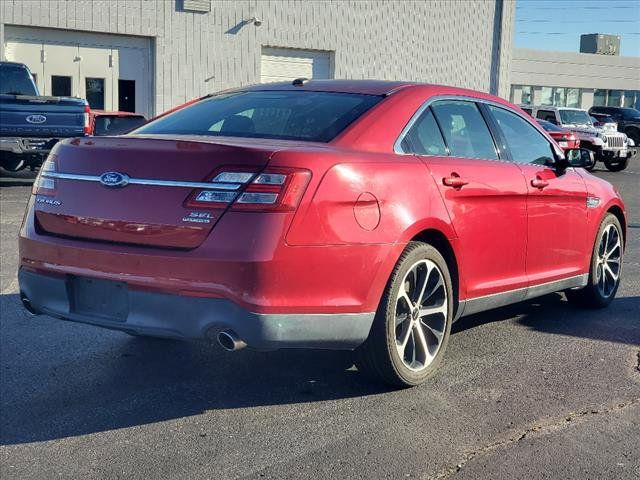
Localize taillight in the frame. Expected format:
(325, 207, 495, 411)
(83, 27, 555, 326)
(32, 155, 57, 195)
(186, 167, 311, 211)
(83, 104, 91, 135)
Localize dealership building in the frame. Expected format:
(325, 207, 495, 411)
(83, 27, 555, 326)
(0, 0, 515, 118)
(510, 47, 640, 110)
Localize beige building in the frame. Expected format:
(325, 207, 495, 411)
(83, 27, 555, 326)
(1, 0, 515, 118)
(510, 48, 640, 110)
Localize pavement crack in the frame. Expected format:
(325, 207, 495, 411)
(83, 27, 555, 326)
(427, 398, 640, 479)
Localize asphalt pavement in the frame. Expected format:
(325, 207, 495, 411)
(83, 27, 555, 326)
(1, 164, 639, 479)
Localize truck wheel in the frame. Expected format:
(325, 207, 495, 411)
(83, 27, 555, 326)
(566, 213, 623, 308)
(604, 157, 629, 172)
(355, 242, 453, 387)
(0, 153, 26, 172)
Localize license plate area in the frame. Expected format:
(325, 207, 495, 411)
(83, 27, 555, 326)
(69, 276, 129, 322)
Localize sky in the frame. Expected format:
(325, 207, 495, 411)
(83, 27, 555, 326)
(515, 0, 640, 57)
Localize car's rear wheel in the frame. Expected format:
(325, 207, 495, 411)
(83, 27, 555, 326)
(355, 242, 453, 387)
(604, 157, 629, 172)
(566, 213, 623, 308)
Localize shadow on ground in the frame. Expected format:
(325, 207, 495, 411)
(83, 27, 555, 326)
(1, 292, 638, 445)
(454, 293, 640, 347)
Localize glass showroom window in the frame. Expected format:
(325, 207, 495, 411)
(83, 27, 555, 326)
(593, 89, 607, 106)
(607, 90, 622, 107)
(521, 86, 533, 105)
(553, 88, 567, 107)
(538, 87, 553, 106)
(566, 88, 581, 108)
(623, 91, 639, 108)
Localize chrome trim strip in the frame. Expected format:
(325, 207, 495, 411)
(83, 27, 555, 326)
(43, 172, 242, 190)
(460, 274, 588, 318)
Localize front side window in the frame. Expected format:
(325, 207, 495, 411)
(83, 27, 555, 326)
(431, 100, 497, 160)
(136, 91, 382, 142)
(400, 107, 447, 156)
(488, 105, 555, 166)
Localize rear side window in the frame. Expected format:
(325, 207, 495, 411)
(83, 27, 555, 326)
(536, 110, 557, 123)
(488, 105, 555, 166)
(135, 91, 382, 142)
(0, 64, 38, 96)
(431, 100, 498, 160)
(94, 115, 147, 136)
(400, 107, 447, 156)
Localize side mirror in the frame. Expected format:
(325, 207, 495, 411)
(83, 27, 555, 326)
(564, 148, 595, 169)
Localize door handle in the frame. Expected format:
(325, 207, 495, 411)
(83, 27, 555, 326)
(442, 174, 468, 189)
(531, 177, 549, 189)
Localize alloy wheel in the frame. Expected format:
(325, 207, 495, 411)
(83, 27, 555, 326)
(394, 259, 448, 372)
(596, 224, 622, 298)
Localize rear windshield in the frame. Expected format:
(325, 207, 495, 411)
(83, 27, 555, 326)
(134, 91, 382, 142)
(0, 64, 38, 96)
(94, 115, 147, 136)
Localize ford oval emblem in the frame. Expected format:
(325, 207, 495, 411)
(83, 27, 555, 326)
(99, 172, 130, 188)
(26, 114, 47, 124)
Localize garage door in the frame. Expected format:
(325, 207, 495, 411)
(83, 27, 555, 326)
(4, 26, 152, 116)
(261, 47, 332, 83)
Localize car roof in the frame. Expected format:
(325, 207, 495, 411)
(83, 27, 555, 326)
(237, 79, 415, 96)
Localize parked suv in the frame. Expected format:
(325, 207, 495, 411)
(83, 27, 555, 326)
(588, 106, 640, 148)
(0, 62, 89, 172)
(20, 81, 626, 386)
(521, 105, 634, 171)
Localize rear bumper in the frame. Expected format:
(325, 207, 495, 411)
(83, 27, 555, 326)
(0, 137, 58, 155)
(18, 268, 375, 350)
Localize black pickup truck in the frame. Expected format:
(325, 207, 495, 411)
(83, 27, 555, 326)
(588, 106, 640, 148)
(0, 61, 88, 172)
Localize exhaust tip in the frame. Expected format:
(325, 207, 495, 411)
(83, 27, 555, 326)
(217, 330, 247, 352)
(20, 293, 38, 316)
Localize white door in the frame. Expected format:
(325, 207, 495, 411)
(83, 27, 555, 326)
(41, 43, 80, 97)
(79, 46, 119, 111)
(260, 47, 332, 83)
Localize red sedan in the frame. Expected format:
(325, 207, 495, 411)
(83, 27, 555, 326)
(19, 80, 626, 386)
(536, 119, 580, 150)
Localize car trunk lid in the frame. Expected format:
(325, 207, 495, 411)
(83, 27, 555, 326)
(34, 136, 278, 249)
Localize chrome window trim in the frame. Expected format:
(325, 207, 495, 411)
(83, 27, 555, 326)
(42, 172, 243, 190)
(394, 94, 560, 163)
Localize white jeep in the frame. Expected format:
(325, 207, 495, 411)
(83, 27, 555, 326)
(521, 106, 635, 172)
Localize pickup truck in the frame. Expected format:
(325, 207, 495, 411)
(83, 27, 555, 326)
(521, 105, 635, 171)
(589, 106, 640, 148)
(0, 61, 89, 172)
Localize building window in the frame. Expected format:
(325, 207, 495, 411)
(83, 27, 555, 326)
(553, 88, 567, 107)
(593, 89, 606, 106)
(521, 86, 532, 105)
(539, 87, 553, 106)
(623, 90, 639, 109)
(607, 90, 622, 107)
(566, 88, 581, 108)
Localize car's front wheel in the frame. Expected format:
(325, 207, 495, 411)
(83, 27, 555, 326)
(566, 213, 623, 308)
(355, 242, 453, 387)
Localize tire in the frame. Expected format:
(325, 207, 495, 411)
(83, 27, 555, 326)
(0, 152, 26, 172)
(604, 157, 629, 172)
(566, 213, 623, 308)
(355, 241, 454, 387)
